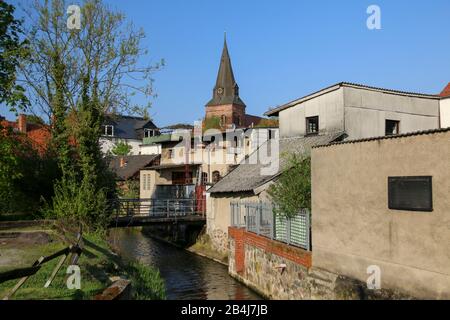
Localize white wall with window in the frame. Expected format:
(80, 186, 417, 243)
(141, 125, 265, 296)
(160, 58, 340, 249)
(140, 170, 158, 199)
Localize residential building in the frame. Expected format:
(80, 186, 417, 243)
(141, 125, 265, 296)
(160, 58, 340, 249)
(100, 115, 159, 156)
(265, 82, 441, 139)
(0, 114, 51, 155)
(208, 81, 444, 255)
(108, 154, 160, 197)
(311, 128, 450, 299)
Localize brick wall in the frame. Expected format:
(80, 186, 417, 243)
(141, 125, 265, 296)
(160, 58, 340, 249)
(228, 226, 312, 270)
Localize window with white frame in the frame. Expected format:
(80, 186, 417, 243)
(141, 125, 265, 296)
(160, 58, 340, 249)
(142, 174, 151, 191)
(103, 125, 114, 137)
(144, 129, 155, 138)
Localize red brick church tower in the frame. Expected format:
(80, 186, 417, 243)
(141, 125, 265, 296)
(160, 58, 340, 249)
(205, 36, 250, 128)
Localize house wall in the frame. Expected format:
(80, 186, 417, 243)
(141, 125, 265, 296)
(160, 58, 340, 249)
(139, 169, 159, 199)
(140, 144, 161, 155)
(207, 192, 258, 254)
(277, 86, 440, 140)
(206, 191, 271, 254)
(278, 88, 344, 138)
(343, 87, 440, 139)
(440, 97, 450, 128)
(100, 137, 142, 155)
(311, 130, 450, 299)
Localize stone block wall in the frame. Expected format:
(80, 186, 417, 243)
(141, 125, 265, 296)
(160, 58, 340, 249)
(228, 227, 412, 300)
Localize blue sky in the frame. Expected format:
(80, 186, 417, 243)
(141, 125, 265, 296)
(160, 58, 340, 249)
(5, 0, 450, 127)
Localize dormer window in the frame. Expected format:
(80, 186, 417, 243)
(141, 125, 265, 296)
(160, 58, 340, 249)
(144, 129, 156, 138)
(103, 125, 114, 137)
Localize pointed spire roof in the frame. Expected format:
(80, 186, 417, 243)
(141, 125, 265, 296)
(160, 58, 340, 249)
(206, 35, 245, 107)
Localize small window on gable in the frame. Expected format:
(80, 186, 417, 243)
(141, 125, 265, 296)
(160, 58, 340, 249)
(385, 120, 400, 136)
(104, 125, 114, 137)
(144, 129, 155, 138)
(306, 116, 319, 135)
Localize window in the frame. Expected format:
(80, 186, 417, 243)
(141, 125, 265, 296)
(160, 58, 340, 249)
(220, 115, 227, 126)
(306, 116, 319, 135)
(201, 172, 208, 185)
(388, 176, 433, 212)
(385, 120, 400, 136)
(212, 171, 221, 183)
(167, 149, 174, 159)
(103, 125, 114, 137)
(144, 129, 155, 138)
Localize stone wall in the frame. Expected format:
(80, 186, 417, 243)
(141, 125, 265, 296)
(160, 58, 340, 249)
(228, 227, 412, 300)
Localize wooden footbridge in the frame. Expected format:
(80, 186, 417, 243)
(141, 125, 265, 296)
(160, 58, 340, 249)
(108, 199, 206, 228)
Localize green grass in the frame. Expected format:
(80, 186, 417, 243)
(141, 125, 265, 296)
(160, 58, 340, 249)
(0, 231, 166, 300)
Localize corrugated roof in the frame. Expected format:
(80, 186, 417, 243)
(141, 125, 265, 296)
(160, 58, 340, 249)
(265, 82, 441, 116)
(208, 132, 345, 194)
(313, 128, 450, 149)
(109, 154, 159, 180)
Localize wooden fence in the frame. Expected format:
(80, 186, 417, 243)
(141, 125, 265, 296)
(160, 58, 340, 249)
(0, 227, 84, 300)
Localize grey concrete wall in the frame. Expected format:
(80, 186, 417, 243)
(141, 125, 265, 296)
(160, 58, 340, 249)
(311, 130, 450, 299)
(279, 88, 345, 138)
(277, 86, 440, 140)
(343, 87, 440, 139)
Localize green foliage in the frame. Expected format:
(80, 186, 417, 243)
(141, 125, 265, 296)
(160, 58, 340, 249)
(0, 0, 29, 112)
(125, 261, 166, 300)
(268, 154, 311, 218)
(203, 116, 222, 132)
(111, 141, 132, 156)
(0, 126, 59, 215)
(119, 180, 140, 199)
(254, 118, 279, 128)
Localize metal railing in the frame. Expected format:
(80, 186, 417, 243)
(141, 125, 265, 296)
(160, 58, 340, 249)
(230, 201, 311, 251)
(110, 198, 207, 219)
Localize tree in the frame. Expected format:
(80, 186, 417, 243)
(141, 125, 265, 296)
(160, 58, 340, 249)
(0, 0, 29, 113)
(268, 154, 311, 218)
(111, 141, 132, 156)
(20, 0, 162, 230)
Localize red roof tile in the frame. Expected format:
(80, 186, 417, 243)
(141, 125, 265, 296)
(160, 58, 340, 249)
(440, 83, 450, 97)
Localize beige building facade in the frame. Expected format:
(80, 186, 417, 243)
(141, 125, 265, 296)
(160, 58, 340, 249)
(311, 129, 450, 299)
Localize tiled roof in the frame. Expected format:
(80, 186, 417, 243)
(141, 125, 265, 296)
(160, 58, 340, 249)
(207, 132, 345, 194)
(440, 83, 450, 97)
(265, 82, 441, 116)
(313, 128, 450, 149)
(1, 119, 51, 154)
(108, 154, 159, 180)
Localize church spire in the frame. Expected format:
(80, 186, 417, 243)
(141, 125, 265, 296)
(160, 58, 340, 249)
(206, 35, 245, 107)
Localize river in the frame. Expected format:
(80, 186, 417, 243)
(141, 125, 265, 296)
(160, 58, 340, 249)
(109, 228, 262, 300)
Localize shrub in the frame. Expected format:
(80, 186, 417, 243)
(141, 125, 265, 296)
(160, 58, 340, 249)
(268, 154, 311, 218)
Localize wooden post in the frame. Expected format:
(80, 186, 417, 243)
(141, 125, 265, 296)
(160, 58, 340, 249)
(3, 256, 45, 300)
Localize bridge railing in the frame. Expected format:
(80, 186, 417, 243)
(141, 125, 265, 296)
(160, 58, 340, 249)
(109, 198, 206, 219)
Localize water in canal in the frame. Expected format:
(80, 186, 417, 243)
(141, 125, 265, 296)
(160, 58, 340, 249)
(109, 228, 262, 300)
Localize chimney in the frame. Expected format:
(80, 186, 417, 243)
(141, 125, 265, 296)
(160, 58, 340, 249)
(18, 114, 27, 133)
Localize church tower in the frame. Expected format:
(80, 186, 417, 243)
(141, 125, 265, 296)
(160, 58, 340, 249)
(205, 36, 246, 128)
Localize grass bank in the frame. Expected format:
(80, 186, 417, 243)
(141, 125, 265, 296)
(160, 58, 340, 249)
(0, 225, 166, 300)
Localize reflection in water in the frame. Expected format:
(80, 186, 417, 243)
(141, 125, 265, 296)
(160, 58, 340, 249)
(109, 228, 262, 300)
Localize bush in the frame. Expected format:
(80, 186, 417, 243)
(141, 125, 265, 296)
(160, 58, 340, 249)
(268, 154, 311, 218)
